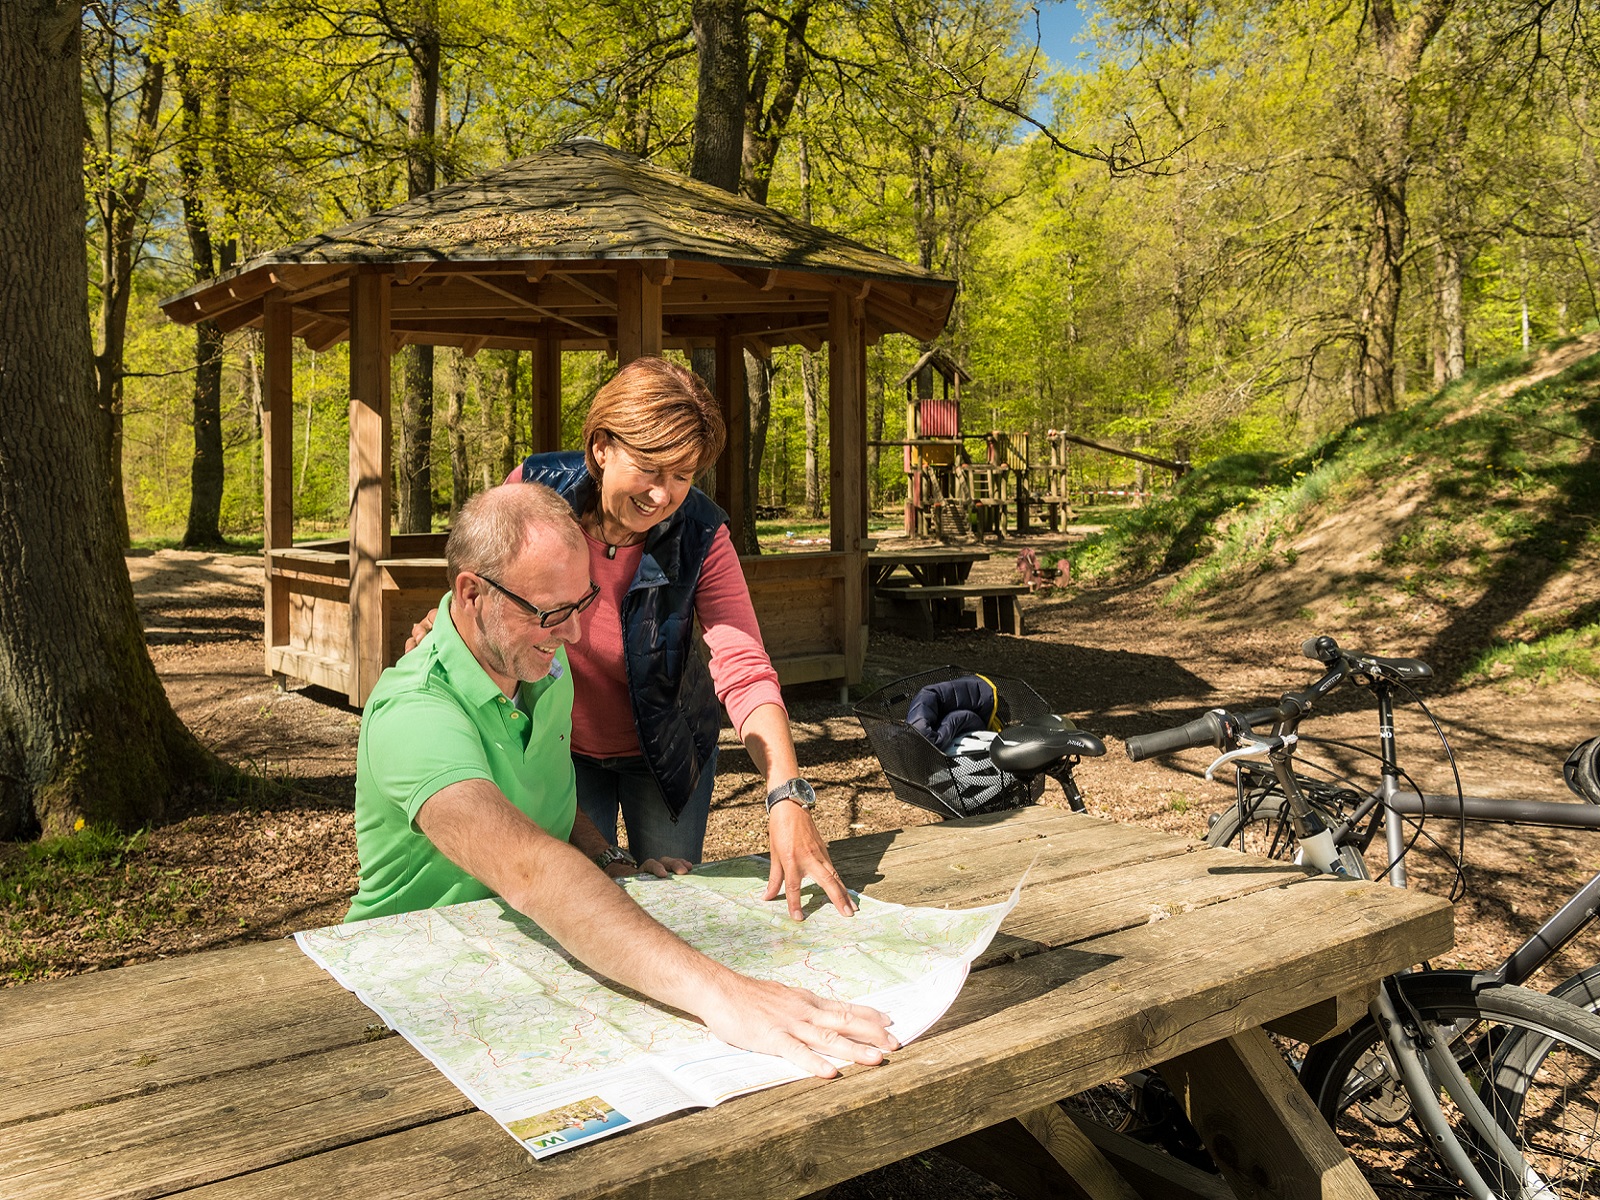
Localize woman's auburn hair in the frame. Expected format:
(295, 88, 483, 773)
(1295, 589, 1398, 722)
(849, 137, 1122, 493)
(582, 357, 726, 479)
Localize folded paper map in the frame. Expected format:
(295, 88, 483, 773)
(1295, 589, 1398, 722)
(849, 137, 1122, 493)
(296, 857, 1018, 1157)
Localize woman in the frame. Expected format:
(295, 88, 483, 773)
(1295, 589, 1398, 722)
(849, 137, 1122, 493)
(512, 357, 851, 920)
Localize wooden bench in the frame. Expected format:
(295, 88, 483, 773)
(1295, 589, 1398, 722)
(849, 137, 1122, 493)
(874, 583, 1028, 635)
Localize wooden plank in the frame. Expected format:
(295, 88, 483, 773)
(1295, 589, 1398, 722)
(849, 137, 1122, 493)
(0, 1039, 464, 1200)
(347, 271, 391, 706)
(531, 335, 561, 454)
(943, 1117, 1105, 1200)
(1264, 986, 1375, 1044)
(615, 265, 662, 364)
(1159, 1028, 1377, 1200)
(163, 879, 1449, 1200)
(774, 653, 848, 686)
(265, 644, 350, 694)
(875, 585, 1028, 600)
(739, 551, 847, 581)
(0, 811, 1080, 1125)
(0, 941, 372, 1127)
(262, 297, 293, 661)
(1018, 1103, 1145, 1200)
(1077, 1118, 1237, 1200)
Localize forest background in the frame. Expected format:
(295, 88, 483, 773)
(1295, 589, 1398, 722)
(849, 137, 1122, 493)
(95, 0, 1599, 547)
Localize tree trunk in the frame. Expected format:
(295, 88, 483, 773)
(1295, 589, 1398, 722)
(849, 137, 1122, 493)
(1352, 0, 1455, 417)
(801, 347, 821, 519)
(444, 369, 470, 520)
(176, 56, 225, 547)
(0, 2, 216, 838)
(690, 0, 747, 193)
(690, 0, 751, 542)
(398, 344, 435, 531)
(88, 10, 165, 547)
(740, 348, 770, 554)
(396, 18, 440, 534)
(183, 318, 226, 545)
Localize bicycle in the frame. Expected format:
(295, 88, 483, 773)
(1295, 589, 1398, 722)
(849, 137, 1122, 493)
(1126, 667, 1600, 1198)
(1203, 637, 1600, 1009)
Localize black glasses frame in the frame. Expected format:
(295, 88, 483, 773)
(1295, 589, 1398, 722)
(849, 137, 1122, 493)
(477, 574, 599, 628)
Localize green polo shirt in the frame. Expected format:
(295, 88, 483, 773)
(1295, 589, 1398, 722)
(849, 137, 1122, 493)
(346, 592, 577, 922)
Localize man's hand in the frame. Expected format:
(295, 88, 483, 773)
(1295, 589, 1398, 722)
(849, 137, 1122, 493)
(763, 801, 855, 920)
(404, 607, 440, 654)
(696, 969, 896, 1078)
(607, 856, 692, 879)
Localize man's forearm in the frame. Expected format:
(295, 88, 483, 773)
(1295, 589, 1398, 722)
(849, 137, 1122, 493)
(419, 780, 731, 1015)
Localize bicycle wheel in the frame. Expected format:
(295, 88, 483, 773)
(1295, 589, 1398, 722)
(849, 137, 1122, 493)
(1300, 973, 1600, 1197)
(1204, 784, 1370, 879)
(1550, 963, 1600, 1016)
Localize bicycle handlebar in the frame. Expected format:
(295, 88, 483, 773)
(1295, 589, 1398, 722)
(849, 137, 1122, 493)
(1124, 706, 1290, 761)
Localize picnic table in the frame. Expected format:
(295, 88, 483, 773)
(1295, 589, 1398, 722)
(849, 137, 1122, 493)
(867, 545, 989, 588)
(868, 547, 1028, 635)
(0, 806, 1450, 1200)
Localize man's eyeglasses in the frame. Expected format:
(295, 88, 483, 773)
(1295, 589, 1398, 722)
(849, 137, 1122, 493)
(477, 575, 600, 628)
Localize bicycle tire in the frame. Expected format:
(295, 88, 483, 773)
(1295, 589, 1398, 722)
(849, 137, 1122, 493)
(1204, 786, 1370, 879)
(1549, 963, 1600, 1015)
(1300, 973, 1600, 1197)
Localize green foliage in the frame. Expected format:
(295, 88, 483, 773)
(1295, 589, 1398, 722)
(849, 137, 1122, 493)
(1466, 624, 1600, 686)
(1064, 338, 1600, 653)
(0, 826, 210, 984)
(1065, 452, 1286, 583)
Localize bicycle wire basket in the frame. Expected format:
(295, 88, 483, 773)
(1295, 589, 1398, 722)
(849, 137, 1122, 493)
(853, 665, 1054, 819)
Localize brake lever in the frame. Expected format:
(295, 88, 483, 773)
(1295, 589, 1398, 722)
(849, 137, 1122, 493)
(1204, 733, 1296, 782)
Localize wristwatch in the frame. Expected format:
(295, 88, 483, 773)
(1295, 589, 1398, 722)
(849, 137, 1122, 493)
(592, 845, 638, 871)
(765, 777, 817, 814)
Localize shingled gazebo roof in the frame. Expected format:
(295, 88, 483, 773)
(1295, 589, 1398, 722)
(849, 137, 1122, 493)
(160, 139, 956, 351)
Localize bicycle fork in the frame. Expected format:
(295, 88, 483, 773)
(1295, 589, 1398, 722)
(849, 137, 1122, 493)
(1369, 981, 1548, 1199)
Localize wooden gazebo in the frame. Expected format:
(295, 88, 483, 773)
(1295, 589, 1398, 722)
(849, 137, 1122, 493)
(160, 139, 956, 705)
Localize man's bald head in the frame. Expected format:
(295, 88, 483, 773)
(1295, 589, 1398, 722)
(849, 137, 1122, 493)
(445, 484, 585, 585)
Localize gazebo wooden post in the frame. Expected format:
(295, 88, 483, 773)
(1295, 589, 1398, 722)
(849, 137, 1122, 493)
(713, 325, 748, 539)
(530, 335, 561, 454)
(261, 295, 294, 672)
(348, 271, 393, 705)
(615, 266, 662, 364)
(828, 290, 868, 679)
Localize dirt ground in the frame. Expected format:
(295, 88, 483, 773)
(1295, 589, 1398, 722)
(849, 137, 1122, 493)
(56, 534, 1600, 1196)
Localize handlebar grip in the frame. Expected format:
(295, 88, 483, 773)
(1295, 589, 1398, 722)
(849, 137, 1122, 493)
(1303, 635, 1340, 662)
(1125, 712, 1227, 762)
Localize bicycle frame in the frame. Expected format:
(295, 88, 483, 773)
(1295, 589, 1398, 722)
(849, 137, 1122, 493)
(1248, 713, 1548, 1198)
(1243, 665, 1600, 992)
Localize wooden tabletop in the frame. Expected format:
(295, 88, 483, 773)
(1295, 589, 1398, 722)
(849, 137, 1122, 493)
(0, 807, 1450, 1200)
(868, 546, 990, 587)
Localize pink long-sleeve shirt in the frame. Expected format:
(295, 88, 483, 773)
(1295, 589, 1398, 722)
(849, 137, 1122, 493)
(566, 523, 786, 759)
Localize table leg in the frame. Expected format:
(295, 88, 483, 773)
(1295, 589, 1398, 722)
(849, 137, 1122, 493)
(1159, 1027, 1377, 1200)
(941, 1109, 1139, 1200)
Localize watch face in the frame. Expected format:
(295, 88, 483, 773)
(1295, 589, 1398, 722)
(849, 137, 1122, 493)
(790, 779, 816, 808)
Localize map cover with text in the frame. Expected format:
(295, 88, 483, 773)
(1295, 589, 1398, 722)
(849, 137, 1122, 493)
(295, 857, 1018, 1157)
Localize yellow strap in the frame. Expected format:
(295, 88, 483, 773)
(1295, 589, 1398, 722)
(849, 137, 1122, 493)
(974, 673, 1003, 732)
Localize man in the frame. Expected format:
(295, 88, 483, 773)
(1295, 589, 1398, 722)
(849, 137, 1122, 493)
(349, 483, 895, 1077)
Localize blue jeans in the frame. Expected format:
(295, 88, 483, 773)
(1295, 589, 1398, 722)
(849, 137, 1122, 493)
(574, 749, 717, 865)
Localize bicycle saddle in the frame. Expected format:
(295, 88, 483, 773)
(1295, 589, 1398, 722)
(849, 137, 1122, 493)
(989, 715, 1106, 772)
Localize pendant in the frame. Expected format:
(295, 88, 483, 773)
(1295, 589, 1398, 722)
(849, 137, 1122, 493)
(606, 543, 618, 559)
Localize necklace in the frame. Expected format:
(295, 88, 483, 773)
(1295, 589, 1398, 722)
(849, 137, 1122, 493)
(587, 513, 643, 559)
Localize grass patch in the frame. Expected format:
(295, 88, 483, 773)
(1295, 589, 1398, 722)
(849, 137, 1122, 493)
(1465, 623, 1600, 686)
(0, 825, 211, 984)
(1061, 342, 1600, 617)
